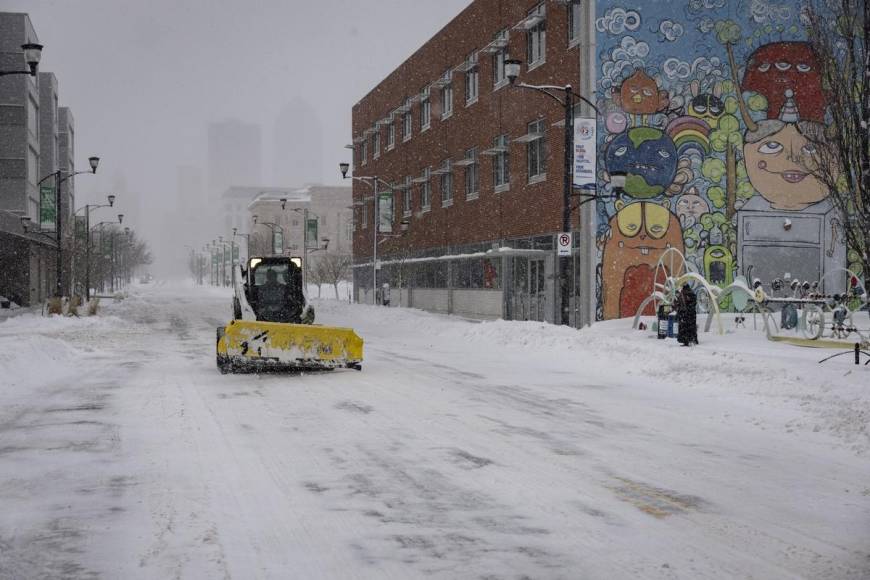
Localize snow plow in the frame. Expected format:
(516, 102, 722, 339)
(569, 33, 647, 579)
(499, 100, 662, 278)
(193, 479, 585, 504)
(216, 256, 363, 373)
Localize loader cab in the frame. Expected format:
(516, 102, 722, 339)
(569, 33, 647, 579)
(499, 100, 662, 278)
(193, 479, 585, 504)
(244, 256, 305, 323)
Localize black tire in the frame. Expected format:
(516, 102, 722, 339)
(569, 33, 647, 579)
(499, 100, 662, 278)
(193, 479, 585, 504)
(216, 327, 231, 373)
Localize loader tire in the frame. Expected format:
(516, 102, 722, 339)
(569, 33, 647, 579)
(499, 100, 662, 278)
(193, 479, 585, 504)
(216, 326, 231, 374)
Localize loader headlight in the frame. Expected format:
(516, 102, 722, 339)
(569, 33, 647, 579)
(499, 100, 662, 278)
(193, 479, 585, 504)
(248, 258, 262, 270)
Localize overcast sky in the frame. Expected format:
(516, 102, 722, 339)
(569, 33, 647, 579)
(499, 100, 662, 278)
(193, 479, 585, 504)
(6, 0, 470, 239)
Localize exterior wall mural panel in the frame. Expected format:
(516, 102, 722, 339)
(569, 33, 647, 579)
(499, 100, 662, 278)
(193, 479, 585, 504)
(594, 0, 847, 319)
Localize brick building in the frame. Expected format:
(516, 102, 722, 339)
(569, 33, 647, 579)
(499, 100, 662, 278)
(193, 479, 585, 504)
(350, 0, 594, 323)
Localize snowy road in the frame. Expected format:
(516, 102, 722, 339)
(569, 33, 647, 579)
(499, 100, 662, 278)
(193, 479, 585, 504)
(1, 283, 869, 579)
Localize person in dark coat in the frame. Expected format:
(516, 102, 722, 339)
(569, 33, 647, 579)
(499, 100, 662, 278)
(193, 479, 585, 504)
(675, 283, 698, 346)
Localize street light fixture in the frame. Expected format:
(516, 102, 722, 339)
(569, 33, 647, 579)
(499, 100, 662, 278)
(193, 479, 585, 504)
(117, 214, 124, 224)
(74, 194, 118, 301)
(339, 166, 407, 305)
(504, 58, 604, 327)
(35, 155, 101, 298)
(0, 43, 44, 77)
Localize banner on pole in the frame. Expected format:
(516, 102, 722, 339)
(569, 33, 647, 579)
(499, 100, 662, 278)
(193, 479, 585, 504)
(305, 218, 318, 249)
(232, 244, 239, 264)
(378, 194, 393, 233)
(572, 117, 597, 189)
(39, 186, 56, 232)
(273, 229, 283, 255)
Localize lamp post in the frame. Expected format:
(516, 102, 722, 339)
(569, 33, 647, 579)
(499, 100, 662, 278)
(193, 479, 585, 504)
(74, 193, 115, 300)
(232, 227, 251, 263)
(339, 165, 408, 305)
(0, 43, 43, 78)
(37, 155, 99, 297)
(504, 59, 610, 327)
(89, 214, 123, 294)
(253, 220, 284, 256)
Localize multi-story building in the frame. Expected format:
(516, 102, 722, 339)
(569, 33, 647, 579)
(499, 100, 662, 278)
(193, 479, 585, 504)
(351, 0, 590, 322)
(208, 120, 261, 200)
(0, 12, 55, 306)
(353, 0, 846, 324)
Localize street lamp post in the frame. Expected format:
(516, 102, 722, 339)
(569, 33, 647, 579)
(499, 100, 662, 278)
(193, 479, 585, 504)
(0, 43, 43, 78)
(89, 214, 123, 294)
(339, 165, 408, 305)
(504, 59, 611, 327)
(37, 155, 99, 297)
(232, 227, 251, 264)
(74, 193, 115, 300)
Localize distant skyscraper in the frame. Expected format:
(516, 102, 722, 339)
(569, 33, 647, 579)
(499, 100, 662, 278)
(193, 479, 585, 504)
(207, 119, 262, 199)
(272, 98, 323, 186)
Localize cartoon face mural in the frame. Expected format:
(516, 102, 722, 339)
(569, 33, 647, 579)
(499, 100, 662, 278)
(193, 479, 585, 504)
(605, 128, 678, 198)
(594, 3, 846, 320)
(687, 81, 725, 128)
(676, 190, 710, 227)
(614, 69, 670, 115)
(601, 201, 685, 319)
(743, 121, 827, 210)
(742, 42, 825, 123)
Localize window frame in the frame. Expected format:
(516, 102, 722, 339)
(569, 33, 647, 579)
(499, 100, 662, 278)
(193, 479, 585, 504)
(402, 98, 413, 142)
(421, 167, 432, 211)
(527, 119, 547, 182)
(386, 122, 395, 150)
(526, 3, 547, 70)
(403, 176, 412, 217)
(420, 86, 431, 131)
(465, 53, 479, 106)
(373, 130, 381, 159)
(464, 147, 479, 200)
(493, 134, 511, 192)
(441, 71, 454, 120)
(440, 159, 453, 207)
(492, 30, 509, 90)
(360, 139, 368, 166)
(568, 0, 582, 47)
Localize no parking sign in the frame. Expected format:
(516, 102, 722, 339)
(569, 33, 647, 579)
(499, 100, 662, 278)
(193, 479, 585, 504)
(557, 232, 572, 257)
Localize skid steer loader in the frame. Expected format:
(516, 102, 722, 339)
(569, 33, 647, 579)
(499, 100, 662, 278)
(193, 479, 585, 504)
(216, 256, 363, 373)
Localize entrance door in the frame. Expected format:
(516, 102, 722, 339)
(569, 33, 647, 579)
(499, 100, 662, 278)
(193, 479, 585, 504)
(511, 257, 547, 322)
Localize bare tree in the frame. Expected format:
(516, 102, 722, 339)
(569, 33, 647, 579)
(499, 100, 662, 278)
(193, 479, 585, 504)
(312, 253, 352, 299)
(804, 0, 870, 282)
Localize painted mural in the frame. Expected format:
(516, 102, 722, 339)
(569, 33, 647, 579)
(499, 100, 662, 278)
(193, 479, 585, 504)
(594, 0, 849, 320)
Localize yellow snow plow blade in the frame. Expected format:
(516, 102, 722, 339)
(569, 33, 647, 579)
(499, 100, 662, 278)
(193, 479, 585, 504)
(216, 320, 363, 373)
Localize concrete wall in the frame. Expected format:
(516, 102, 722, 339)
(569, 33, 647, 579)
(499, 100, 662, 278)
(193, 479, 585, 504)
(452, 289, 502, 320)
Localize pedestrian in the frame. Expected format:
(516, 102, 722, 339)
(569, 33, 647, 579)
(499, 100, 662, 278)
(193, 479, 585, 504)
(675, 283, 698, 346)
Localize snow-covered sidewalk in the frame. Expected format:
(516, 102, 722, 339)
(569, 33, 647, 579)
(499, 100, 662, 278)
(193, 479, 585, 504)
(0, 283, 868, 579)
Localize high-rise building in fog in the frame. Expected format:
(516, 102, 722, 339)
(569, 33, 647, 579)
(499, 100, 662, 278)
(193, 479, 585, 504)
(207, 119, 261, 200)
(272, 98, 322, 186)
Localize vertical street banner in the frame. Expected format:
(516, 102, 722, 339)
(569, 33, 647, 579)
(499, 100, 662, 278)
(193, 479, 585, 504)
(572, 117, 596, 189)
(75, 216, 87, 241)
(232, 244, 239, 265)
(102, 232, 112, 255)
(273, 229, 283, 255)
(378, 194, 393, 233)
(39, 186, 56, 232)
(306, 218, 318, 249)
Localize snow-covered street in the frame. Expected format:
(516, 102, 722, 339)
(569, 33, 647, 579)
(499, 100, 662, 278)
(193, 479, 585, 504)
(1, 283, 869, 579)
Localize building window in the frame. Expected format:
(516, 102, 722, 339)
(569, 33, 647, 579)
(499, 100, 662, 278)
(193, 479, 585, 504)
(421, 167, 431, 211)
(493, 135, 510, 190)
(464, 148, 479, 200)
(27, 146, 38, 186)
(526, 3, 547, 68)
(440, 159, 453, 207)
(345, 220, 353, 241)
(441, 71, 453, 120)
(27, 96, 38, 137)
(492, 30, 509, 89)
(420, 86, 431, 131)
(568, 0, 582, 45)
(361, 140, 368, 166)
(527, 119, 547, 181)
(465, 53, 479, 106)
(373, 130, 380, 159)
(402, 98, 412, 142)
(403, 176, 412, 216)
(387, 122, 395, 150)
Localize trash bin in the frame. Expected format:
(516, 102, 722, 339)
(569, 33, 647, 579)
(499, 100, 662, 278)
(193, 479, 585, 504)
(668, 310, 678, 338)
(657, 304, 670, 339)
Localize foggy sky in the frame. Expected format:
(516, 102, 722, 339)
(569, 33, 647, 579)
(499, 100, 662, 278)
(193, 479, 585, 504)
(5, 0, 470, 274)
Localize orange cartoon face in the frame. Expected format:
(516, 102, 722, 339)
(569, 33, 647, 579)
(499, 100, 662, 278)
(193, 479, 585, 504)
(744, 121, 828, 210)
(616, 69, 670, 116)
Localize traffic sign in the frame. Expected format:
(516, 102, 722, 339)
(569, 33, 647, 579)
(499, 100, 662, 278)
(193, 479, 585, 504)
(557, 232, 572, 257)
